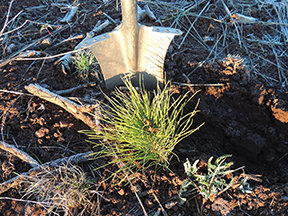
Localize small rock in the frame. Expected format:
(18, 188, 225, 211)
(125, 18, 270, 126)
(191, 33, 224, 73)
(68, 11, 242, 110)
(118, 188, 125, 196)
(282, 196, 288, 201)
(165, 201, 177, 209)
(37, 117, 45, 126)
(59, 121, 69, 128)
(35, 127, 49, 138)
(144, 198, 155, 208)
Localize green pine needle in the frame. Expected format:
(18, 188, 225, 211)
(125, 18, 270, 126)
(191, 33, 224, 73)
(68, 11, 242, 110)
(81, 76, 203, 180)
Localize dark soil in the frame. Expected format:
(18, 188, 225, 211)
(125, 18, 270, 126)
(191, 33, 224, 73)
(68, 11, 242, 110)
(0, 0, 288, 215)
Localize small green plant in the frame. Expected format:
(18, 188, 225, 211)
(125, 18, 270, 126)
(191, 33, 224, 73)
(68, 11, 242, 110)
(22, 164, 98, 215)
(73, 50, 98, 81)
(83, 77, 203, 180)
(179, 155, 235, 203)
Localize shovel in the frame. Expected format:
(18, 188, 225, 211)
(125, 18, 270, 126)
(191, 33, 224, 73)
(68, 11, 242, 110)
(79, 0, 182, 90)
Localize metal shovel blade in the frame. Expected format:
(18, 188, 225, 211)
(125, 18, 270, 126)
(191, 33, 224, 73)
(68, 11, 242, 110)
(79, 0, 182, 90)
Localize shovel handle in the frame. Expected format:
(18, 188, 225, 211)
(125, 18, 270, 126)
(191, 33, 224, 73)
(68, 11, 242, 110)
(121, 0, 137, 30)
(120, 0, 139, 73)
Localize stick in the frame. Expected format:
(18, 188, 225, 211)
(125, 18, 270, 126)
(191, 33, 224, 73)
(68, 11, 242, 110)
(178, 1, 210, 49)
(60, 6, 78, 23)
(0, 0, 14, 36)
(152, 192, 168, 216)
(48, 34, 84, 50)
(173, 82, 224, 87)
(0, 24, 70, 68)
(54, 82, 97, 95)
(137, 5, 156, 21)
(222, 0, 241, 46)
(0, 141, 40, 168)
(25, 84, 100, 130)
(0, 151, 93, 195)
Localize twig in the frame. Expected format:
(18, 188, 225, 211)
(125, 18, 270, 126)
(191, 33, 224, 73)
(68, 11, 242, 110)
(125, 170, 148, 216)
(28, 21, 62, 29)
(171, 48, 189, 60)
(48, 34, 84, 50)
(273, 3, 288, 43)
(25, 84, 100, 130)
(152, 192, 168, 216)
(60, 6, 78, 23)
(273, 47, 288, 85)
(0, 141, 40, 168)
(250, 50, 288, 72)
(153, 208, 161, 216)
(0, 20, 29, 38)
(0, 151, 93, 195)
(54, 82, 97, 95)
(0, 24, 70, 68)
(173, 82, 224, 87)
(0, 89, 30, 95)
(178, 20, 208, 50)
(137, 5, 156, 21)
(0, 0, 14, 36)
(89, 20, 111, 37)
(178, 1, 210, 49)
(278, 152, 288, 161)
(222, 0, 241, 46)
(103, 12, 118, 26)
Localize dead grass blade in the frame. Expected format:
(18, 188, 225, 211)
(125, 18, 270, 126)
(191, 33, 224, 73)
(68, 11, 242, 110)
(0, 151, 93, 195)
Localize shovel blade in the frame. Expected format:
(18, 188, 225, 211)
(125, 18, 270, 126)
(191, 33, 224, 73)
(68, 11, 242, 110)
(80, 26, 182, 90)
(81, 30, 131, 90)
(136, 26, 182, 89)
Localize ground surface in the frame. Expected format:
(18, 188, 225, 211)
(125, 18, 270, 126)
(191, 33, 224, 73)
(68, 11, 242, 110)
(0, 0, 288, 215)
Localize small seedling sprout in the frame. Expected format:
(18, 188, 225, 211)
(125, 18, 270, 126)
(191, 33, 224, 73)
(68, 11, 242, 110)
(73, 50, 99, 81)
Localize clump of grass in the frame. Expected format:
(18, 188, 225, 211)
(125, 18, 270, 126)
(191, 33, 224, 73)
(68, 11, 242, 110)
(73, 50, 98, 81)
(83, 77, 203, 180)
(178, 155, 236, 203)
(21, 164, 98, 215)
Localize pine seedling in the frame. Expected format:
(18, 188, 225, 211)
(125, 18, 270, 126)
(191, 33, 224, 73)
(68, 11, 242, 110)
(82, 76, 203, 181)
(73, 50, 98, 81)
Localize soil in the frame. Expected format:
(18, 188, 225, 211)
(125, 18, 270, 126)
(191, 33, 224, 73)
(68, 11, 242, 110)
(0, 0, 288, 215)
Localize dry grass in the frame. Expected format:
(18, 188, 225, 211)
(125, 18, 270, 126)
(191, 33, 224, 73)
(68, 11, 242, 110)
(21, 164, 102, 216)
